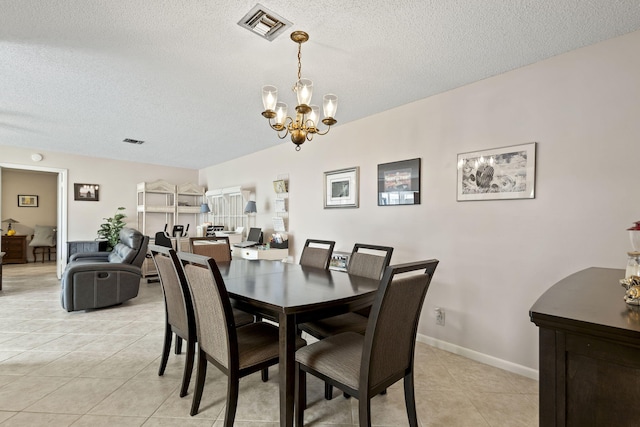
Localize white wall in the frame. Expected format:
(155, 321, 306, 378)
(0, 147, 199, 241)
(201, 30, 640, 374)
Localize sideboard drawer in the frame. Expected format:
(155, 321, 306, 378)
(1, 235, 27, 264)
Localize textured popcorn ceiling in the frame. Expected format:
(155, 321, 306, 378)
(1, 0, 640, 169)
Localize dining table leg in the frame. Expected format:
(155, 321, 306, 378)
(279, 312, 296, 427)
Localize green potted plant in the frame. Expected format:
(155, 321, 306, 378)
(97, 207, 127, 251)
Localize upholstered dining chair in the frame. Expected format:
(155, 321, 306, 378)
(299, 239, 336, 270)
(189, 236, 232, 262)
(178, 251, 306, 422)
(149, 244, 196, 398)
(298, 243, 393, 399)
(295, 259, 439, 427)
(188, 236, 255, 327)
(150, 245, 254, 398)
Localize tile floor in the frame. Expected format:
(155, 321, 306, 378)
(0, 262, 538, 426)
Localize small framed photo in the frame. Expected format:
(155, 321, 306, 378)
(324, 167, 359, 208)
(378, 158, 421, 206)
(457, 142, 536, 201)
(329, 251, 351, 272)
(18, 195, 38, 207)
(74, 183, 100, 201)
(273, 180, 288, 194)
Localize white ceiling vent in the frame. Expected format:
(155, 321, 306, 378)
(238, 3, 292, 41)
(123, 138, 145, 145)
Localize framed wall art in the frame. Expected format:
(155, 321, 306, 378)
(74, 183, 100, 201)
(378, 158, 421, 206)
(273, 179, 288, 194)
(18, 195, 38, 207)
(324, 167, 359, 208)
(329, 251, 351, 272)
(457, 142, 536, 201)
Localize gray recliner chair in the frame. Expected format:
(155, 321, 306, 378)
(61, 227, 150, 312)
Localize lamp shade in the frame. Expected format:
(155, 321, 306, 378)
(296, 79, 313, 106)
(1, 218, 19, 224)
(200, 203, 210, 213)
(262, 85, 278, 111)
(244, 201, 257, 214)
(323, 94, 338, 118)
(308, 105, 320, 127)
(275, 102, 288, 126)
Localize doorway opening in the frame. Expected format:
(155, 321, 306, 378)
(0, 163, 68, 279)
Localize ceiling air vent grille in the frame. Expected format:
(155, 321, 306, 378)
(238, 4, 292, 41)
(123, 138, 145, 145)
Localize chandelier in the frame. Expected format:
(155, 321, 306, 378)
(261, 31, 337, 151)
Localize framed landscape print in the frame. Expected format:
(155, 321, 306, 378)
(457, 142, 536, 201)
(74, 183, 100, 201)
(377, 158, 421, 206)
(18, 195, 38, 207)
(324, 167, 359, 208)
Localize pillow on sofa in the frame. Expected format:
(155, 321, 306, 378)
(29, 225, 56, 247)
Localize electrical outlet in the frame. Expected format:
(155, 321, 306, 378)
(435, 307, 445, 326)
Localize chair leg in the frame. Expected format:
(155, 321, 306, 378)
(295, 365, 306, 426)
(180, 336, 196, 397)
(224, 372, 240, 427)
(158, 325, 172, 376)
(190, 349, 208, 416)
(358, 394, 372, 427)
(261, 368, 269, 382)
(175, 335, 183, 354)
(324, 382, 333, 400)
(404, 372, 418, 427)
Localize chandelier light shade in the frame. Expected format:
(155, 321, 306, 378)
(199, 203, 210, 213)
(261, 31, 338, 150)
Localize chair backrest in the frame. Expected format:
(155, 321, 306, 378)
(189, 236, 232, 262)
(360, 260, 439, 393)
(154, 231, 173, 248)
(347, 243, 394, 280)
(108, 227, 149, 266)
(299, 239, 336, 269)
(178, 252, 237, 371)
(149, 244, 194, 336)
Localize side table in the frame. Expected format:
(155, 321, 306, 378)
(1, 235, 27, 264)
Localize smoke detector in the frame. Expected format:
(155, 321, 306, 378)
(238, 4, 292, 41)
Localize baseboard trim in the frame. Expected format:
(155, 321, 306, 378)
(417, 334, 539, 380)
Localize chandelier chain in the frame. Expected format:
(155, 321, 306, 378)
(297, 42, 302, 81)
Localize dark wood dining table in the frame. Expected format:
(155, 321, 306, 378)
(215, 259, 380, 427)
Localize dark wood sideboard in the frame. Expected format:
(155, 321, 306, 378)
(1, 235, 27, 264)
(0, 251, 4, 290)
(530, 267, 640, 427)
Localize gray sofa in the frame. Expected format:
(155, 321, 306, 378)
(61, 227, 150, 312)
